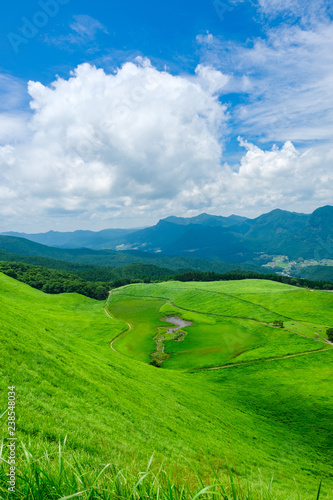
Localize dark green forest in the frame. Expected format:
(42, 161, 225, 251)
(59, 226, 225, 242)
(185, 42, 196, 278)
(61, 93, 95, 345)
(0, 260, 331, 301)
(0, 261, 176, 300)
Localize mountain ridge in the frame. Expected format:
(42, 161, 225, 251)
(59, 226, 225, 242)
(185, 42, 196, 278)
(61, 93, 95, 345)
(1, 206, 332, 265)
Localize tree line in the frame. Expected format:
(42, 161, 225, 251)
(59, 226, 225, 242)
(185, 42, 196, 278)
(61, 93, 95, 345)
(172, 270, 333, 290)
(0, 261, 173, 300)
(0, 261, 331, 301)
(0, 261, 110, 300)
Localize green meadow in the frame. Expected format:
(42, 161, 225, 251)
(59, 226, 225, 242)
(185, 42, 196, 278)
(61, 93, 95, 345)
(109, 280, 332, 369)
(0, 273, 333, 499)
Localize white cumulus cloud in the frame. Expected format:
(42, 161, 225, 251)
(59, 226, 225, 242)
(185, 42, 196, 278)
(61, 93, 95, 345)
(0, 60, 229, 230)
(0, 59, 331, 232)
(199, 140, 333, 215)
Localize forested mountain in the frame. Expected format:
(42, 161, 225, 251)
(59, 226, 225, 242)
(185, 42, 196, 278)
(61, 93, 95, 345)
(1, 206, 332, 273)
(163, 213, 248, 227)
(0, 238, 263, 273)
(107, 206, 333, 261)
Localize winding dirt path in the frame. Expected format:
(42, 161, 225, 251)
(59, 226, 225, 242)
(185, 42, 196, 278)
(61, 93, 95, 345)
(104, 291, 132, 355)
(203, 346, 333, 371)
(164, 298, 333, 368)
(165, 299, 331, 346)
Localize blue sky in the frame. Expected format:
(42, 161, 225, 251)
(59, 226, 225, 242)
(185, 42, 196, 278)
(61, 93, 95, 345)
(0, 0, 332, 230)
(2, 1, 259, 78)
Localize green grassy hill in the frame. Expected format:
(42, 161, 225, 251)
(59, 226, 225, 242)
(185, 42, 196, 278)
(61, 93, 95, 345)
(0, 274, 332, 498)
(108, 280, 333, 369)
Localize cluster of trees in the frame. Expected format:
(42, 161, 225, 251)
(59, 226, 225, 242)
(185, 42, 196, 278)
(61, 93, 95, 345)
(0, 261, 173, 300)
(0, 249, 175, 283)
(0, 262, 110, 300)
(327, 328, 333, 342)
(172, 270, 333, 290)
(1, 260, 332, 301)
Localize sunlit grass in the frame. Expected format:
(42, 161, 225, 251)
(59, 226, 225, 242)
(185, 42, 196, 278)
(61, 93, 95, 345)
(0, 274, 332, 499)
(0, 438, 324, 499)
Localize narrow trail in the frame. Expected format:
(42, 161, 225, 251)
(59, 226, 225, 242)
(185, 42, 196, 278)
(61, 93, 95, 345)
(104, 290, 333, 368)
(104, 291, 132, 356)
(165, 298, 331, 346)
(202, 346, 333, 371)
(115, 292, 330, 345)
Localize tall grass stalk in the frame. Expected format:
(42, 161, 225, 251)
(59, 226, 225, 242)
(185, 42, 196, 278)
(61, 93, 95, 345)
(0, 439, 323, 500)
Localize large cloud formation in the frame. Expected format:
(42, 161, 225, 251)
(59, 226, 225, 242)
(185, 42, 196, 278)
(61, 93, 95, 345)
(0, 58, 332, 230)
(0, 59, 228, 229)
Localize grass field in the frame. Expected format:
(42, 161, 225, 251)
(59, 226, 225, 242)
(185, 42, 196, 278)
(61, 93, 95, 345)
(0, 273, 332, 499)
(108, 280, 332, 369)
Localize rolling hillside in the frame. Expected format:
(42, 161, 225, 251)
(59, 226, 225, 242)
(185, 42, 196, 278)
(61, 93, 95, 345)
(0, 273, 332, 498)
(0, 235, 265, 273)
(108, 280, 333, 369)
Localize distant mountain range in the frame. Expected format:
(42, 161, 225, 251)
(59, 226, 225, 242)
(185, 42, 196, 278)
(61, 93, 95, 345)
(0, 207, 332, 279)
(3, 206, 332, 261)
(1, 228, 136, 250)
(122, 206, 333, 261)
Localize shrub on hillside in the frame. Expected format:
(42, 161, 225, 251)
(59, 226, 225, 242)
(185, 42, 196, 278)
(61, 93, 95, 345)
(327, 327, 333, 342)
(149, 359, 162, 367)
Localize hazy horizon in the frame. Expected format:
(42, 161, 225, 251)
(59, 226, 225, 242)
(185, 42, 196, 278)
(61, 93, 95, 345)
(1, 204, 327, 234)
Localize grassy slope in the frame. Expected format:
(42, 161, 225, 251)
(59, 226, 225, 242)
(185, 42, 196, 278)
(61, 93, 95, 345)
(110, 296, 166, 362)
(109, 280, 332, 369)
(0, 274, 332, 498)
